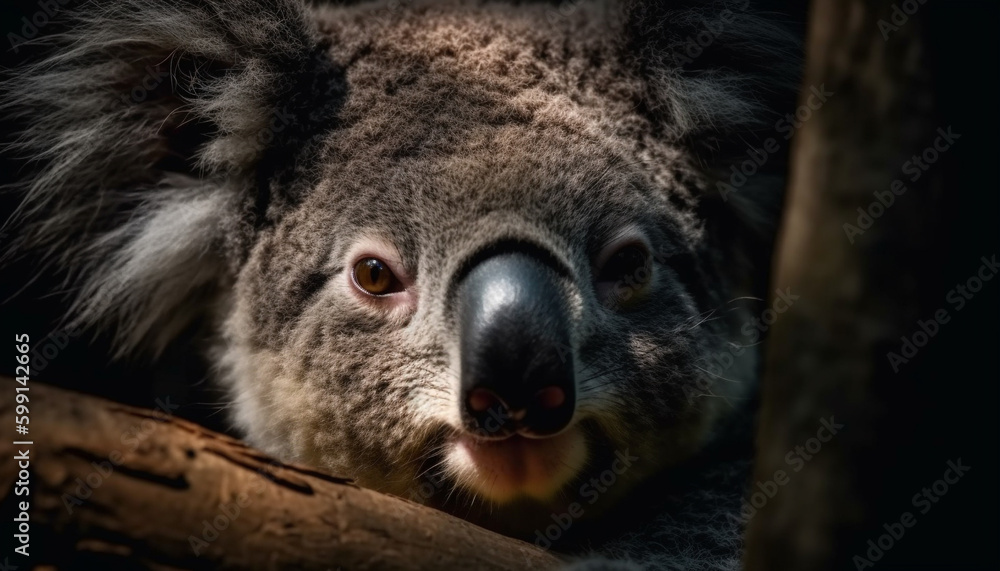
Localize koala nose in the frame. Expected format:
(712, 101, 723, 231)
(456, 252, 576, 439)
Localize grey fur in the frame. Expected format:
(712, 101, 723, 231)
(1, 0, 800, 568)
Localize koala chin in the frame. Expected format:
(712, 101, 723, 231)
(2, 0, 801, 567)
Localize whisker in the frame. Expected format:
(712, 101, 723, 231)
(693, 365, 738, 383)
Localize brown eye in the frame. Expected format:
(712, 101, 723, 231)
(353, 257, 401, 296)
(594, 243, 653, 307)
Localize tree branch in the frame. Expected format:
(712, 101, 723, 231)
(1, 378, 562, 570)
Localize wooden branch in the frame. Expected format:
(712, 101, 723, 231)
(0, 377, 562, 570)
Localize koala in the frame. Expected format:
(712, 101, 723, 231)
(1, 0, 801, 568)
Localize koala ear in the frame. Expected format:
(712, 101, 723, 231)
(1, 0, 343, 354)
(622, 0, 804, 294)
(622, 0, 802, 154)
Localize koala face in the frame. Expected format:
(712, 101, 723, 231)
(3, 0, 798, 537)
(215, 1, 775, 534)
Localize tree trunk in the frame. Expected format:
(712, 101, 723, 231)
(0, 378, 562, 570)
(745, 1, 998, 569)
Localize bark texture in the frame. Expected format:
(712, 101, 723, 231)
(0, 377, 561, 570)
(745, 1, 998, 569)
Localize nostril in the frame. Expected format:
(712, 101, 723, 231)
(535, 386, 566, 410)
(467, 387, 502, 413)
(456, 252, 577, 438)
(463, 387, 516, 439)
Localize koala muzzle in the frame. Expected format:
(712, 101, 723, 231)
(457, 252, 576, 439)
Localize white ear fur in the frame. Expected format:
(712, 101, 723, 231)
(1, 0, 320, 354)
(71, 180, 234, 355)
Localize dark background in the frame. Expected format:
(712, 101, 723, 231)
(0, 1, 997, 569)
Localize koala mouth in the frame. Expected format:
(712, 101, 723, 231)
(441, 249, 588, 504)
(442, 426, 588, 504)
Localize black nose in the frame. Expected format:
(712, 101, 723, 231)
(457, 252, 576, 438)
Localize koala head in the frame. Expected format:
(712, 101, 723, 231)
(3, 0, 799, 535)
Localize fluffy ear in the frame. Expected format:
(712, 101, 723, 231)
(622, 0, 803, 153)
(622, 0, 804, 293)
(1, 0, 343, 354)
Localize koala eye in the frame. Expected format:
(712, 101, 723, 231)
(594, 242, 653, 307)
(352, 257, 403, 296)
